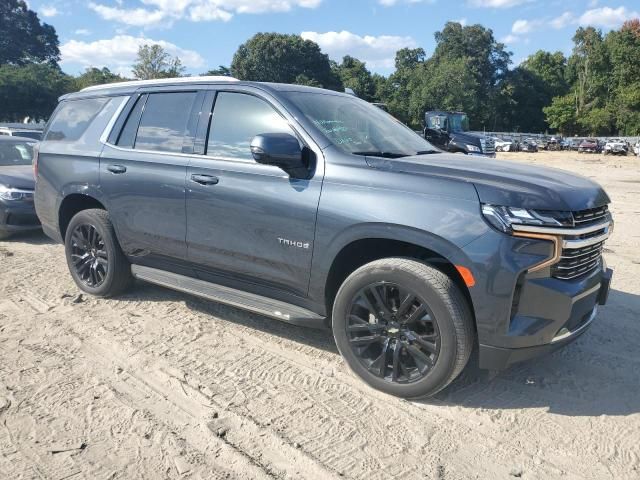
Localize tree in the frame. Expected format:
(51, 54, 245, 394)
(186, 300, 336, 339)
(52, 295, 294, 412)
(431, 22, 511, 129)
(384, 48, 427, 125)
(0, 63, 71, 121)
(132, 44, 185, 80)
(230, 33, 342, 90)
(497, 51, 569, 132)
(333, 56, 375, 101)
(203, 65, 232, 76)
(0, 0, 60, 65)
(521, 51, 568, 99)
(544, 94, 578, 135)
(74, 67, 126, 90)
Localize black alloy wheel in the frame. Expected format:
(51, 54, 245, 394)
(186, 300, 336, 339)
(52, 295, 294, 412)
(346, 282, 441, 384)
(69, 223, 108, 288)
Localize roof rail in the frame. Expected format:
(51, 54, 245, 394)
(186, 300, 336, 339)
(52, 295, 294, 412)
(80, 75, 240, 93)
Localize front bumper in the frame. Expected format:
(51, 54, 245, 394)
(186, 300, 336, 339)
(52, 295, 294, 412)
(479, 268, 612, 370)
(0, 200, 41, 233)
(461, 226, 612, 371)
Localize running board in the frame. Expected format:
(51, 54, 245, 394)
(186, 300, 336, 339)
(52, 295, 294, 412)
(131, 265, 326, 328)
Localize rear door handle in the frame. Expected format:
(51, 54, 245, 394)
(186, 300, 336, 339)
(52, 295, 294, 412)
(190, 174, 219, 186)
(107, 164, 127, 174)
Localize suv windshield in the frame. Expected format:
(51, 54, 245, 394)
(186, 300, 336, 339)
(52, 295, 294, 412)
(448, 113, 469, 133)
(285, 92, 437, 157)
(0, 141, 34, 166)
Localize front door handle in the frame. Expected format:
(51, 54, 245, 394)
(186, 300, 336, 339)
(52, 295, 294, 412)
(190, 174, 219, 186)
(107, 164, 127, 174)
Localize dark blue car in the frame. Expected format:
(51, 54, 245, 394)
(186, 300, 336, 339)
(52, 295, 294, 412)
(34, 77, 613, 398)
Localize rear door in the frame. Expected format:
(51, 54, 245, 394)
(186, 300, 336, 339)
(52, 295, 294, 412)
(100, 89, 202, 261)
(185, 87, 324, 298)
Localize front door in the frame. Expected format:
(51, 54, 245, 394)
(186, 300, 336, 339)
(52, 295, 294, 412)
(185, 89, 323, 298)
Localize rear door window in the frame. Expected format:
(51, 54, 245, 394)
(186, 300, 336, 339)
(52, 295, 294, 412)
(45, 97, 109, 141)
(117, 95, 146, 148)
(206, 92, 294, 161)
(134, 92, 197, 153)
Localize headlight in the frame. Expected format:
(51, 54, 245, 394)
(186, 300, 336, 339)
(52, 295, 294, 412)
(466, 144, 481, 153)
(481, 204, 573, 234)
(0, 184, 33, 201)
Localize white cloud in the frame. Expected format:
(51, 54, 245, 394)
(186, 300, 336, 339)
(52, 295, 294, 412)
(512, 19, 533, 34)
(550, 11, 573, 29)
(74, 29, 92, 36)
(89, 0, 322, 27)
(40, 5, 59, 17)
(468, 0, 529, 8)
(60, 35, 205, 76)
(578, 6, 639, 29)
(301, 30, 417, 69)
(378, 0, 435, 6)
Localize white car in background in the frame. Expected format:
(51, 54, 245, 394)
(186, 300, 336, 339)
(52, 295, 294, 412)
(603, 138, 629, 155)
(494, 137, 517, 152)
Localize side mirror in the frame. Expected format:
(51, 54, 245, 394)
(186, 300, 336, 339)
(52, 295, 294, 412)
(250, 133, 308, 177)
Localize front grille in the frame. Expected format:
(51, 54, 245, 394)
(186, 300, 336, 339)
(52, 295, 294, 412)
(552, 241, 604, 280)
(549, 205, 610, 280)
(573, 205, 608, 226)
(481, 138, 495, 155)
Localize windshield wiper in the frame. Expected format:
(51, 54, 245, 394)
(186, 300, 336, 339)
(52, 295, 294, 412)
(352, 151, 409, 159)
(414, 150, 440, 155)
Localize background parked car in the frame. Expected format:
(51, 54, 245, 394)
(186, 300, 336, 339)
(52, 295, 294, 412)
(0, 124, 43, 140)
(604, 138, 629, 155)
(520, 138, 538, 152)
(494, 136, 517, 152)
(579, 138, 599, 153)
(0, 136, 40, 239)
(567, 138, 581, 151)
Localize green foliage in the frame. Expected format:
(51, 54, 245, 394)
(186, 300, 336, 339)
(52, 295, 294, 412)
(203, 65, 232, 76)
(544, 94, 578, 135)
(74, 67, 126, 90)
(542, 21, 640, 135)
(332, 56, 375, 101)
(231, 33, 342, 90)
(132, 44, 185, 80)
(0, 63, 71, 121)
(0, 0, 60, 65)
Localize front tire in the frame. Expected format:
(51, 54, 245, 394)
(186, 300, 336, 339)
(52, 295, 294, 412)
(332, 258, 475, 398)
(64, 209, 132, 297)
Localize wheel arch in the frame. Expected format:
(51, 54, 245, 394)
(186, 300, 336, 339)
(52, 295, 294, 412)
(317, 225, 477, 327)
(58, 193, 107, 240)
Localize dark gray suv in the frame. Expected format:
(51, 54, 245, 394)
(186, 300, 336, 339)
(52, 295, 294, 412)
(34, 77, 613, 398)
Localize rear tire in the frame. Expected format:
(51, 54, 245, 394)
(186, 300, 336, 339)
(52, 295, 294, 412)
(64, 209, 132, 297)
(332, 258, 475, 398)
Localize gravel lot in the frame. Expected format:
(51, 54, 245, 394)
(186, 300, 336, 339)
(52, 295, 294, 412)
(0, 151, 638, 479)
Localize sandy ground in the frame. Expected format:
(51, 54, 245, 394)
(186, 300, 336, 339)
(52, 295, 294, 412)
(0, 150, 639, 480)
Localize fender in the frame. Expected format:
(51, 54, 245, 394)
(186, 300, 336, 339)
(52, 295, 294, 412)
(308, 222, 477, 310)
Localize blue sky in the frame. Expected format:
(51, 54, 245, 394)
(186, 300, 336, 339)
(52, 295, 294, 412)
(31, 0, 640, 77)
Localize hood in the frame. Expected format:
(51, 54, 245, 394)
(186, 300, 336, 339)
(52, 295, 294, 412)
(366, 153, 610, 211)
(0, 165, 35, 190)
(450, 131, 483, 146)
